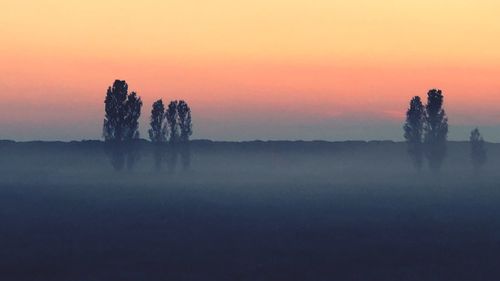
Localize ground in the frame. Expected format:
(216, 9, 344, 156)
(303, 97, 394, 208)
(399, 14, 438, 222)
(1, 141, 499, 280)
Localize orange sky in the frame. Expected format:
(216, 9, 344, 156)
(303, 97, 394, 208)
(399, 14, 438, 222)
(1, 1, 500, 140)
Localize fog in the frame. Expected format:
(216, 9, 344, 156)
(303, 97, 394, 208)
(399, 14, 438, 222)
(2, 140, 500, 185)
(1, 140, 500, 280)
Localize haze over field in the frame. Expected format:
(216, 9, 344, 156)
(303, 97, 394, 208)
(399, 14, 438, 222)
(2, 1, 500, 141)
(1, 140, 500, 280)
(3, 1, 500, 280)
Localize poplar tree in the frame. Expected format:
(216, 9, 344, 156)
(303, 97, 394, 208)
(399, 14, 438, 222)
(404, 96, 425, 170)
(424, 89, 448, 171)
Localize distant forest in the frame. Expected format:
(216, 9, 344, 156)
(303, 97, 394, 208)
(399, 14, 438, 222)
(98, 80, 487, 173)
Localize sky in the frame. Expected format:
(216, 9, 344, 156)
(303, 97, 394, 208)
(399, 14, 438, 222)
(1, 0, 500, 141)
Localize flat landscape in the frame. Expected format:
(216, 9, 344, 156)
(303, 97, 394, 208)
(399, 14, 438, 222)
(1, 141, 500, 280)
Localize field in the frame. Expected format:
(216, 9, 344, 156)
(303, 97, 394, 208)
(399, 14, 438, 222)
(1, 140, 500, 280)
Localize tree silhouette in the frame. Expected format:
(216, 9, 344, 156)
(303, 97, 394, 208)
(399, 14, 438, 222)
(149, 99, 167, 143)
(124, 92, 142, 140)
(148, 99, 168, 170)
(404, 96, 425, 170)
(103, 80, 128, 142)
(164, 101, 179, 172)
(424, 89, 448, 171)
(165, 101, 179, 143)
(177, 100, 193, 142)
(177, 100, 193, 170)
(102, 80, 143, 170)
(103, 80, 142, 141)
(470, 128, 487, 173)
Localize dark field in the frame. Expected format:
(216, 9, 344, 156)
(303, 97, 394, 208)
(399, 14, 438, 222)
(1, 140, 500, 280)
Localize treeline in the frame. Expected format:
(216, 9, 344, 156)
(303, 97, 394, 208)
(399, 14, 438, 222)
(404, 89, 487, 172)
(102, 80, 193, 171)
(99, 80, 488, 173)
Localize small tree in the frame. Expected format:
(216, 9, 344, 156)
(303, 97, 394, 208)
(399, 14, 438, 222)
(177, 100, 193, 142)
(470, 128, 487, 172)
(165, 101, 179, 143)
(148, 99, 167, 143)
(404, 96, 425, 170)
(424, 89, 448, 171)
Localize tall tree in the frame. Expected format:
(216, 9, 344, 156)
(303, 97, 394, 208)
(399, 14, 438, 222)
(177, 100, 193, 142)
(148, 99, 167, 143)
(124, 92, 142, 140)
(103, 80, 142, 141)
(103, 80, 128, 141)
(164, 101, 179, 172)
(424, 89, 448, 171)
(470, 128, 487, 172)
(404, 96, 425, 170)
(165, 101, 179, 143)
(102, 80, 143, 170)
(149, 99, 167, 170)
(177, 100, 193, 170)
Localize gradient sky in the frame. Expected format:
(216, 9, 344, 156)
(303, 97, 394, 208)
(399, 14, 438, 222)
(1, 0, 500, 141)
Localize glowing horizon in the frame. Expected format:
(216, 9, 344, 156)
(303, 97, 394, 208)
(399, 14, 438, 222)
(1, 1, 500, 141)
